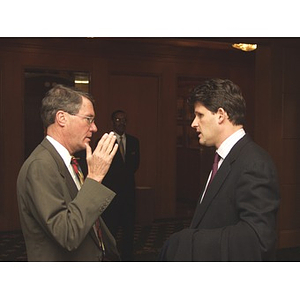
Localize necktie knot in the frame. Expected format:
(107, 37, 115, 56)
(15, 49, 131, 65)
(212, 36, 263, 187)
(71, 156, 79, 168)
(208, 152, 221, 185)
(71, 156, 84, 185)
(213, 152, 221, 165)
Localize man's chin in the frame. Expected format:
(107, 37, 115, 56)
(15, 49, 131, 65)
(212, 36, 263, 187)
(84, 138, 91, 144)
(199, 139, 208, 147)
(75, 143, 89, 153)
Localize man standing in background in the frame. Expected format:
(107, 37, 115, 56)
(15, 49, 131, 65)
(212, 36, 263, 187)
(101, 110, 140, 261)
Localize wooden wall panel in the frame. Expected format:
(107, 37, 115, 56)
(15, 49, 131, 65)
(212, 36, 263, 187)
(254, 44, 286, 248)
(0, 51, 24, 230)
(283, 93, 300, 139)
(281, 140, 300, 185)
(0, 63, 3, 216)
(279, 185, 300, 230)
(282, 48, 300, 94)
(277, 46, 300, 248)
(108, 73, 160, 189)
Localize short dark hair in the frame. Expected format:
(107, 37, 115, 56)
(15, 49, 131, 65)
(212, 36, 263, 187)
(187, 78, 246, 126)
(111, 110, 126, 121)
(41, 84, 94, 128)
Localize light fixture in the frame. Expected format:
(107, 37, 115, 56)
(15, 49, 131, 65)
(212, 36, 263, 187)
(232, 43, 257, 52)
(74, 80, 89, 84)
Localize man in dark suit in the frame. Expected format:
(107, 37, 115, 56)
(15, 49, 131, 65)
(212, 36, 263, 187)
(17, 85, 120, 261)
(160, 78, 280, 261)
(101, 110, 140, 261)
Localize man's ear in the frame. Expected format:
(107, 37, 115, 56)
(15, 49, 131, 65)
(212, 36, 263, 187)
(217, 108, 228, 124)
(56, 110, 67, 127)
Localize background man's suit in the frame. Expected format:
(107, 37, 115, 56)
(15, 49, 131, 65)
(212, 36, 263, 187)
(17, 138, 120, 261)
(101, 133, 140, 261)
(160, 135, 280, 261)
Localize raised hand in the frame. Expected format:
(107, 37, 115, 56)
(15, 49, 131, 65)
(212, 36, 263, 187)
(85, 132, 118, 183)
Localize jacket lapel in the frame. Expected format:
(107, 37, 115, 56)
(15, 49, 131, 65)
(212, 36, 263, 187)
(41, 138, 103, 248)
(41, 138, 78, 200)
(190, 134, 251, 228)
(190, 161, 231, 228)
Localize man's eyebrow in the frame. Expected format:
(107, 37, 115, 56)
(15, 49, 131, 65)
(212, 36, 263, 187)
(194, 111, 203, 116)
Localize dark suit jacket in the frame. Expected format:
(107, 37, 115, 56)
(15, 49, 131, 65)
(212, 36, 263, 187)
(17, 138, 120, 261)
(160, 134, 280, 261)
(102, 133, 140, 199)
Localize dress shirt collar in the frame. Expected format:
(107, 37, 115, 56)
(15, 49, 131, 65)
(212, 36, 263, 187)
(46, 135, 72, 167)
(216, 128, 246, 160)
(46, 135, 82, 189)
(114, 132, 126, 147)
(114, 132, 126, 140)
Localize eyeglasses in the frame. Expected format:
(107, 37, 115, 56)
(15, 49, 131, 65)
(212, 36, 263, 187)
(114, 117, 127, 124)
(71, 114, 95, 125)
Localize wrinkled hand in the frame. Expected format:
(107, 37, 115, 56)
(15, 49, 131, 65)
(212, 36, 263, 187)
(85, 132, 118, 183)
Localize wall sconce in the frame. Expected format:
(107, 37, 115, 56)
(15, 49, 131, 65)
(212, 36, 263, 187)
(232, 43, 257, 52)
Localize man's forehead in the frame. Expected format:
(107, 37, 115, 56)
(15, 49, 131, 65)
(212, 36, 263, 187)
(80, 96, 95, 113)
(114, 113, 126, 119)
(194, 102, 205, 111)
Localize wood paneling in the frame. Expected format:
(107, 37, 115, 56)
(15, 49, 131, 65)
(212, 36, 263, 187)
(281, 140, 300, 185)
(277, 46, 300, 248)
(282, 47, 300, 94)
(279, 185, 300, 230)
(0, 64, 3, 214)
(108, 72, 160, 190)
(283, 93, 300, 139)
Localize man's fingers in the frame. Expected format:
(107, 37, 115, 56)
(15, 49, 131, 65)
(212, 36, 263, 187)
(107, 133, 117, 153)
(86, 132, 118, 182)
(110, 143, 119, 157)
(95, 132, 116, 152)
(95, 132, 109, 151)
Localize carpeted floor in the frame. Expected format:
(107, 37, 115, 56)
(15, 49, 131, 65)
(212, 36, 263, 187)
(0, 218, 191, 262)
(1, 218, 300, 261)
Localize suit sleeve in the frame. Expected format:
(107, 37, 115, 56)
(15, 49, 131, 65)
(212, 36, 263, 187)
(160, 158, 280, 261)
(25, 158, 115, 251)
(133, 138, 140, 173)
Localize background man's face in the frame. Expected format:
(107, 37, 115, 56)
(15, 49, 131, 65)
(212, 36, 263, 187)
(113, 112, 127, 135)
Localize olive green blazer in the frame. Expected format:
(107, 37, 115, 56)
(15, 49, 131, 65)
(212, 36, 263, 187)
(17, 138, 120, 261)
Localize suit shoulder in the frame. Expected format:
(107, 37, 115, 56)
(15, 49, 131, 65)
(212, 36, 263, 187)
(242, 138, 272, 159)
(126, 134, 140, 149)
(20, 141, 62, 174)
(234, 139, 277, 174)
(126, 134, 139, 141)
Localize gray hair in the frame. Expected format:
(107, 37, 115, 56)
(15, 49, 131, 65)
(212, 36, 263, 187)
(40, 84, 94, 128)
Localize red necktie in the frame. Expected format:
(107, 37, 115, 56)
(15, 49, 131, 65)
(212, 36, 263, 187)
(70, 156, 106, 258)
(208, 152, 221, 186)
(70, 157, 84, 185)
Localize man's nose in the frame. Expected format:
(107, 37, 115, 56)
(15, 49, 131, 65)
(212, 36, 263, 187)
(90, 122, 97, 132)
(191, 117, 197, 128)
